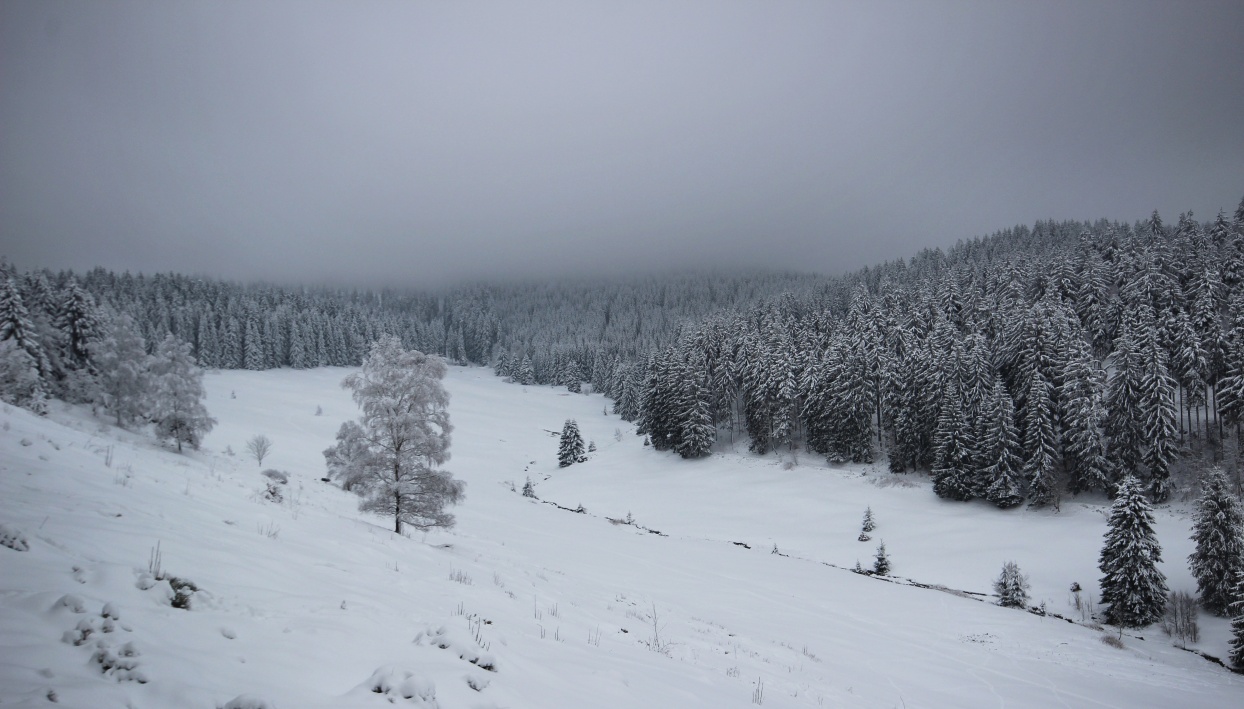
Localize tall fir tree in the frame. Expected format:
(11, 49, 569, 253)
(932, 379, 976, 501)
(1021, 369, 1060, 506)
(558, 419, 587, 467)
(1105, 329, 1145, 482)
(1099, 475, 1169, 627)
(1138, 331, 1178, 502)
(1230, 572, 1244, 669)
(1059, 338, 1111, 494)
(1188, 467, 1244, 615)
(981, 380, 1025, 509)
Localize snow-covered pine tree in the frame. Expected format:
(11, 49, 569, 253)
(932, 379, 976, 501)
(243, 316, 265, 370)
(1138, 329, 1178, 502)
(53, 277, 101, 372)
(1230, 572, 1244, 669)
(558, 419, 586, 467)
(1021, 369, 1060, 506)
(1188, 467, 1244, 615)
(1105, 328, 1145, 482)
(517, 354, 535, 386)
(861, 506, 876, 533)
(148, 334, 216, 453)
(873, 541, 891, 575)
(1059, 338, 1111, 494)
(1099, 475, 1169, 628)
(982, 380, 1025, 509)
(0, 276, 50, 380)
(676, 351, 716, 459)
(993, 561, 1031, 608)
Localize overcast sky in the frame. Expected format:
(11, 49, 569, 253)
(2, 1, 1242, 287)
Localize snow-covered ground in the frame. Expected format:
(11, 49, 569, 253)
(1, 365, 1242, 708)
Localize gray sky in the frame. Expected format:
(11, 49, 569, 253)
(2, 1, 1243, 287)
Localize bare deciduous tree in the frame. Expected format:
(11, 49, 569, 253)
(247, 434, 273, 467)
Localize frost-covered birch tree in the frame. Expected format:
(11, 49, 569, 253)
(328, 336, 464, 533)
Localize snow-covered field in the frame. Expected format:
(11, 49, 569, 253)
(2, 365, 1242, 708)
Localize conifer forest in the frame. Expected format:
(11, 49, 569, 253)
(8, 202, 1244, 511)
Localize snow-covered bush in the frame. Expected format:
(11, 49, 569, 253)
(219, 696, 276, 709)
(0, 523, 30, 551)
(356, 666, 436, 704)
(262, 469, 289, 484)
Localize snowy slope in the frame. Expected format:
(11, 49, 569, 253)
(1, 366, 1242, 708)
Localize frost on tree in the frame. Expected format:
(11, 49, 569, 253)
(1188, 467, 1244, 615)
(326, 336, 464, 534)
(993, 561, 1031, 608)
(148, 334, 216, 452)
(0, 339, 47, 413)
(558, 419, 587, 467)
(90, 311, 151, 427)
(1099, 475, 1168, 628)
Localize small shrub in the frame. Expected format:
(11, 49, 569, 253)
(262, 480, 284, 503)
(522, 477, 536, 498)
(1101, 633, 1124, 649)
(261, 469, 289, 485)
(219, 696, 275, 709)
(167, 576, 198, 610)
(0, 523, 30, 551)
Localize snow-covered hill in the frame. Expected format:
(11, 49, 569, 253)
(1, 366, 1241, 708)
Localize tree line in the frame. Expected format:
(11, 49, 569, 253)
(638, 200, 1244, 509)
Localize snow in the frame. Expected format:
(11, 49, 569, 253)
(2, 365, 1242, 708)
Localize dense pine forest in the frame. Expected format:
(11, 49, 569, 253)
(4, 199, 1244, 510)
(640, 201, 1244, 509)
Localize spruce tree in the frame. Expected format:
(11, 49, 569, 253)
(932, 380, 975, 500)
(0, 276, 49, 378)
(1229, 572, 1244, 669)
(1021, 369, 1060, 506)
(1188, 467, 1244, 615)
(53, 277, 101, 371)
(982, 381, 1025, 509)
(1099, 475, 1169, 627)
(1105, 330, 1145, 482)
(861, 506, 876, 533)
(873, 541, 891, 575)
(1138, 332, 1178, 502)
(993, 561, 1031, 608)
(1059, 339, 1111, 495)
(558, 419, 586, 467)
